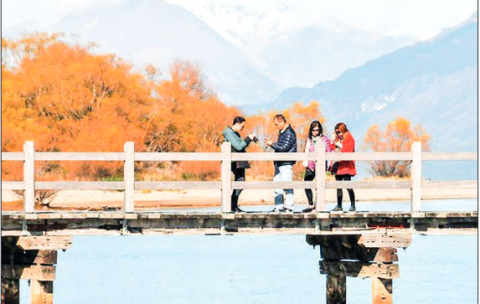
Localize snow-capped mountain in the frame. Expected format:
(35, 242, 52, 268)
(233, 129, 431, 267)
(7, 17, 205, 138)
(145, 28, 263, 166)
(4, 0, 418, 105)
(165, 1, 298, 51)
(3, 0, 283, 107)
(165, 0, 417, 87)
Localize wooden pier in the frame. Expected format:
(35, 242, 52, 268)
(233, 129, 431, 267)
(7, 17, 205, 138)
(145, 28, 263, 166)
(1, 210, 477, 236)
(1, 141, 477, 304)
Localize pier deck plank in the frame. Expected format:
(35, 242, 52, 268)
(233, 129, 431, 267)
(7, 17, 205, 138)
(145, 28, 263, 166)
(1, 211, 476, 236)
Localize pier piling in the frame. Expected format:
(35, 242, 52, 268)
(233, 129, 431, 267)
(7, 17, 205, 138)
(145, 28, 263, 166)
(1, 236, 72, 304)
(326, 274, 346, 304)
(31, 280, 53, 304)
(372, 277, 393, 304)
(307, 231, 410, 303)
(1, 278, 19, 304)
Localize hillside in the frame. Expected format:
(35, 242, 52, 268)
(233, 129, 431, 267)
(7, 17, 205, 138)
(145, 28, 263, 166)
(47, 0, 282, 106)
(269, 13, 478, 179)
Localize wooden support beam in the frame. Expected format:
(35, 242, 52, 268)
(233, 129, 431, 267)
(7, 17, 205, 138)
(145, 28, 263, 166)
(308, 234, 404, 262)
(372, 248, 398, 263)
(34, 152, 125, 161)
(6, 150, 475, 162)
(124, 142, 135, 213)
(221, 142, 232, 213)
(2, 250, 57, 265)
(34, 181, 124, 190)
(411, 142, 422, 213)
(24, 141, 35, 213)
(358, 232, 412, 248)
(326, 274, 346, 304)
(315, 234, 368, 261)
(1, 264, 55, 281)
(1, 278, 19, 304)
(3, 238, 58, 265)
(17, 236, 73, 251)
(315, 141, 326, 212)
(31, 280, 53, 304)
(320, 260, 399, 279)
(28, 250, 58, 265)
(372, 277, 393, 304)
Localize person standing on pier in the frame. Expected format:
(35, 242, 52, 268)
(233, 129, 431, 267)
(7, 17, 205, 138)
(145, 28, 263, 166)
(264, 114, 297, 213)
(302, 121, 332, 213)
(330, 122, 356, 212)
(222, 116, 257, 213)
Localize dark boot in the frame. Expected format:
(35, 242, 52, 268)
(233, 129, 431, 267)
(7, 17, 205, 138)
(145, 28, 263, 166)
(234, 207, 246, 213)
(302, 196, 315, 213)
(302, 205, 315, 213)
(331, 204, 342, 212)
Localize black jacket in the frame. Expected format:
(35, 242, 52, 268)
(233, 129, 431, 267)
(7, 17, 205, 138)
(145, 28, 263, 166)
(272, 124, 297, 166)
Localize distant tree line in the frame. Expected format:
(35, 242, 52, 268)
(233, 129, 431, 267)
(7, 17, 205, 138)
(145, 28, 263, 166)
(2, 33, 430, 185)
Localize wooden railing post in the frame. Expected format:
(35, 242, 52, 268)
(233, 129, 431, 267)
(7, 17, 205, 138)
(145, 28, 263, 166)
(24, 141, 35, 213)
(221, 142, 232, 213)
(124, 142, 135, 213)
(315, 141, 326, 212)
(411, 142, 422, 213)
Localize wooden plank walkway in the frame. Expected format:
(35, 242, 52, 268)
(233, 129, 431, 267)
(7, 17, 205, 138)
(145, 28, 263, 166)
(2, 211, 477, 236)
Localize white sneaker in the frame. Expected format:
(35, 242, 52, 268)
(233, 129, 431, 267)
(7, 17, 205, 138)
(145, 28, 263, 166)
(279, 207, 293, 213)
(270, 207, 282, 213)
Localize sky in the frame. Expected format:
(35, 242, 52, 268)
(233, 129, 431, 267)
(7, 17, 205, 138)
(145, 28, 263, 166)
(2, 0, 477, 41)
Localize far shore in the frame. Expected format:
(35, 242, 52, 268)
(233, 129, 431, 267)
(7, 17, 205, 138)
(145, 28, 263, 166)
(1, 188, 477, 212)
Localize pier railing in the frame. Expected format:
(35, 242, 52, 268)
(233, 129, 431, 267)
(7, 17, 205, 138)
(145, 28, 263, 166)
(2, 141, 477, 214)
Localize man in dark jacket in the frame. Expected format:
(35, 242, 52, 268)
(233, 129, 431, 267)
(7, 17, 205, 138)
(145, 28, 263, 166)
(222, 116, 257, 212)
(264, 114, 297, 212)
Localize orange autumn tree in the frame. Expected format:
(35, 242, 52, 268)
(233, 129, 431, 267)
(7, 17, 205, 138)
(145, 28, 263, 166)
(2, 33, 153, 181)
(151, 60, 239, 153)
(151, 60, 240, 180)
(364, 117, 431, 177)
(2, 34, 240, 182)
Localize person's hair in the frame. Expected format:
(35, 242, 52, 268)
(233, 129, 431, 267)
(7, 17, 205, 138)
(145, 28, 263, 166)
(274, 114, 286, 123)
(335, 122, 348, 133)
(232, 116, 246, 125)
(308, 121, 323, 139)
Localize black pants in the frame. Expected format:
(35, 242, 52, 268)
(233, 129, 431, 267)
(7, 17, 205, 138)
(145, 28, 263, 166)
(304, 162, 328, 205)
(231, 168, 245, 210)
(335, 174, 355, 206)
(304, 168, 316, 205)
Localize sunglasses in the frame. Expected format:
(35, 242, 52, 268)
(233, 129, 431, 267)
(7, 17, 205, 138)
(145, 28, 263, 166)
(335, 131, 341, 134)
(312, 128, 320, 132)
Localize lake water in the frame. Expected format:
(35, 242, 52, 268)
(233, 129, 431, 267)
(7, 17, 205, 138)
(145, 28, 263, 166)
(19, 200, 477, 304)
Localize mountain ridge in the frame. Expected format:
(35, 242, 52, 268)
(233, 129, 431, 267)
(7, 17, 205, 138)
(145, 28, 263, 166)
(261, 13, 477, 179)
(3, 0, 419, 106)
